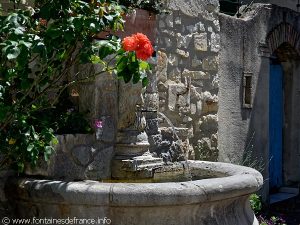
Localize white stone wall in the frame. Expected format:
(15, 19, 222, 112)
(155, 0, 220, 161)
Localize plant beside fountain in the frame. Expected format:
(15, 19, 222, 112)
(0, 1, 263, 224)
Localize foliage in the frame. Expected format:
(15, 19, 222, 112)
(249, 194, 287, 225)
(258, 215, 287, 225)
(118, 0, 164, 13)
(250, 194, 262, 214)
(0, 0, 151, 172)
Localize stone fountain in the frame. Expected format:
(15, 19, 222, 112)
(5, 76, 263, 225)
(2, 0, 262, 223)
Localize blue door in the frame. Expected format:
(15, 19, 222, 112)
(269, 64, 283, 189)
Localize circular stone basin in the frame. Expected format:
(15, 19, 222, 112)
(6, 161, 263, 225)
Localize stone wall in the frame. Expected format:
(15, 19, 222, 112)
(242, 0, 299, 12)
(218, 4, 300, 199)
(153, 0, 220, 162)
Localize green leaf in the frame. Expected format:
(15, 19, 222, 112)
(0, 106, 10, 121)
(6, 46, 20, 59)
(27, 144, 34, 152)
(90, 55, 101, 64)
(99, 44, 114, 59)
(139, 61, 149, 70)
(132, 73, 140, 84)
(142, 77, 149, 87)
(21, 79, 31, 90)
(116, 56, 128, 72)
(19, 41, 32, 49)
(52, 137, 59, 145)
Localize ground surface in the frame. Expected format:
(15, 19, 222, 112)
(269, 195, 300, 225)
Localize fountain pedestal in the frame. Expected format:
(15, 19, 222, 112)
(111, 81, 164, 179)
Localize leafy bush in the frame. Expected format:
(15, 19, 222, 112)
(0, 0, 151, 172)
(118, 0, 164, 13)
(250, 194, 262, 214)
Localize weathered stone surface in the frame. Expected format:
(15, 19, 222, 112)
(211, 32, 220, 52)
(156, 51, 168, 82)
(202, 56, 218, 71)
(24, 134, 114, 180)
(176, 49, 190, 58)
(159, 20, 165, 28)
(168, 67, 181, 81)
(176, 33, 193, 49)
(165, 13, 174, 28)
(194, 33, 208, 51)
(168, 83, 189, 111)
(155, 0, 220, 162)
(7, 161, 263, 225)
(167, 0, 219, 17)
(195, 137, 218, 161)
(199, 114, 218, 133)
(144, 93, 159, 111)
(182, 69, 210, 80)
(192, 56, 202, 68)
(175, 17, 181, 25)
(168, 53, 179, 66)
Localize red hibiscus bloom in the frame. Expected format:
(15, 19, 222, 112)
(122, 33, 154, 61)
(122, 36, 138, 51)
(136, 43, 154, 60)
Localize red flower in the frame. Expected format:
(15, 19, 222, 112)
(136, 43, 154, 60)
(135, 33, 150, 45)
(122, 33, 154, 61)
(122, 36, 138, 51)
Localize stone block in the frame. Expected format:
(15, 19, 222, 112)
(186, 25, 198, 33)
(158, 82, 168, 92)
(165, 13, 173, 28)
(176, 33, 193, 49)
(199, 114, 218, 133)
(144, 93, 159, 111)
(159, 20, 165, 28)
(165, 37, 172, 48)
(191, 103, 197, 115)
(156, 51, 168, 82)
(194, 33, 208, 51)
(212, 74, 219, 88)
(182, 69, 210, 80)
(203, 101, 218, 114)
(175, 17, 181, 25)
(146, 118, 159, 135)
(211, 32, 220, 52)
(167, 83, 188, 111)
(176, 49, 190, 58)
(192, 56, 202, 68)
(168, 54, 179, 66)
(168, 68, 181, 81)
(195, 136, 218, 161)
(202, 56, 218, 71)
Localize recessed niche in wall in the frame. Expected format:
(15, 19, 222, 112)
(243, 72, 253, 108)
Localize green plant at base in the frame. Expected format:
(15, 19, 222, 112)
(249, 194, 262, 214)
(0, 0, 151, 172)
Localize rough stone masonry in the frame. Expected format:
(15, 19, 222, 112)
(149, 0, 220, 162)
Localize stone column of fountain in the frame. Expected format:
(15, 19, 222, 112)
(111, 81, 165, 179)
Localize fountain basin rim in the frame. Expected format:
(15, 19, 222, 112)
(7, 161, 263, 207)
